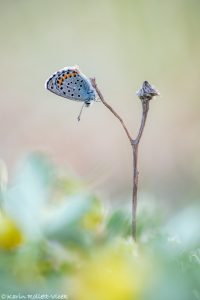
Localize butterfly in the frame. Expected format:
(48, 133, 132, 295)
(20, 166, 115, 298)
(46, 66, 97, 120)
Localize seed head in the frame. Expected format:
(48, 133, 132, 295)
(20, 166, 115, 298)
(137, 81, 159, 101)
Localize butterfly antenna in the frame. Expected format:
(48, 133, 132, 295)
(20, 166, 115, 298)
(77, 102, 85, 122)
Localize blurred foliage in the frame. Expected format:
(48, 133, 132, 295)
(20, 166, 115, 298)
(0, 153, 199, 299)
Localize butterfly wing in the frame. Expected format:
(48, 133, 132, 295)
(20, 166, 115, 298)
(46, 66, 96, 103)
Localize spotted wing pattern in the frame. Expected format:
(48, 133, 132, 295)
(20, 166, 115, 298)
(46, 66, 96, 104)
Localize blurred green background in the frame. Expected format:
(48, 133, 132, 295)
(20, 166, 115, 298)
(0, 0, 200, 209)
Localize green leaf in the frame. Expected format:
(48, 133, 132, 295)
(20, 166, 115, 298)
(4, 153, 54, 240)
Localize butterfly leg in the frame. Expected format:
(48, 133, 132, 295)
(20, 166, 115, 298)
(77, 102, 86, 122)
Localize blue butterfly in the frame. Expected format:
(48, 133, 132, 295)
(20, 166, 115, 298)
(46, 66, 96, 120)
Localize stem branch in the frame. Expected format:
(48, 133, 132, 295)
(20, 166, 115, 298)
(91, 78, 157, 240)
(90, 78, 132, 144)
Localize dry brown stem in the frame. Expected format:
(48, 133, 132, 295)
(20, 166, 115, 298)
(91, 78, 159, 240)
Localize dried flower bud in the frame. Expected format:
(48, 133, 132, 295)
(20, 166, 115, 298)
(137, 81, 159, 101)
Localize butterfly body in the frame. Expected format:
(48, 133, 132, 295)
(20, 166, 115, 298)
(46, 66, 96, 105)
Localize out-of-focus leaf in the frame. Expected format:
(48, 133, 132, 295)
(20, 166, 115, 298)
(137, 195, 164, 243)
(45, 195, 102, 248)
(106, 209, 131, 238)
(165, 206, 200, 249)
(3, 153, 54, 240)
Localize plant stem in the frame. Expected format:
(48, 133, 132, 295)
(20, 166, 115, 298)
(131, 100, 149, 239)
(90, 78, 132, 143)
(131, 143, 138, 239)
(91, 78, 156, 240)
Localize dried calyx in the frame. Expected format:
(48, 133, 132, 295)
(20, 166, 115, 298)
(137, 81, 159, 101)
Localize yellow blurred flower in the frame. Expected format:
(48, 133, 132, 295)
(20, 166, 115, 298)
(71, 241, 150, 300)
(0, 213, 24, 250)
